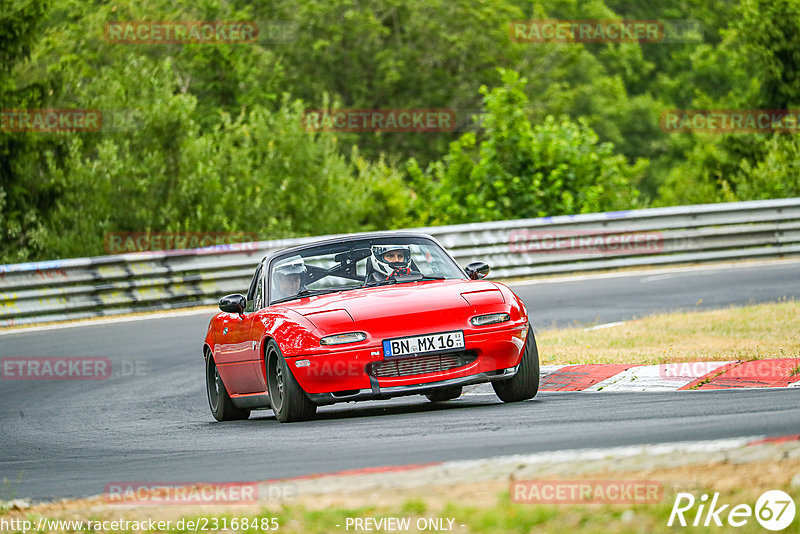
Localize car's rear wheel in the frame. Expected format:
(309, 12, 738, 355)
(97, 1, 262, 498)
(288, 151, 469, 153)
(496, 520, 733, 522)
(425, 386, 463, 402)
(492, 324, 540, 402)
(206, 349, 251, 421)
(266, 340, 317, 423)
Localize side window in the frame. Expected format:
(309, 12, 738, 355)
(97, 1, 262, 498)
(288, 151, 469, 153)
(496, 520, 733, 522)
(253, 275, 264, 310)
(244, 264, 263, 313)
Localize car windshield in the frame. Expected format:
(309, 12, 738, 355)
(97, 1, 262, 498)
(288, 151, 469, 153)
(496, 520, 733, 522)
(268, 236, 465, 304)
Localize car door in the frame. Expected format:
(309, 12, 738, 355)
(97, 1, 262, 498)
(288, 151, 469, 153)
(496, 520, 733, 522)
(214, 264, 263, 394)
(244, 268, 270, 393)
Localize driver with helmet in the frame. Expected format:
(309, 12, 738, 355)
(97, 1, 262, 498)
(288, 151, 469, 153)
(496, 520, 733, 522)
(366, 244, 414, 284)
(272, 256, 306, 300)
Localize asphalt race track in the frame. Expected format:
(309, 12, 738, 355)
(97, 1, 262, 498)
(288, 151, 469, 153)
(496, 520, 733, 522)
(1, 260, 799, 502)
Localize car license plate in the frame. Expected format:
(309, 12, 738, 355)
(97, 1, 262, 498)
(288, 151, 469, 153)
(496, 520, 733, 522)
(383, 330, 465, 358)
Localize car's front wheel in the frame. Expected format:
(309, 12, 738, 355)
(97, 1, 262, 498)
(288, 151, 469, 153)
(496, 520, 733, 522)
(206, 349, 251, 421)
(266, 340, 317, 423)
(492, 324, 540, 402)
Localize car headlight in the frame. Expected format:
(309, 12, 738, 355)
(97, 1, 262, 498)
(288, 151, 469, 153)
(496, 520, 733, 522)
(470, 313, 510, 326)
(319, 332, 367, 345)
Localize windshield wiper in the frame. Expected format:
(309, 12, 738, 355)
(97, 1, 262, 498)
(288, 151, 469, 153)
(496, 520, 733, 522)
(366, 278, 398, 287)
(366, 273, 446, 287)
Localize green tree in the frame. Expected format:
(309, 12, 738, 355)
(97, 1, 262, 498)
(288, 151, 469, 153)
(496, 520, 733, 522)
(656, 0, 800, 205)
(0, 0, 58, 263)
(262, 0, 528, 166)
(409, 69, 645, 225)
(39, 60, 415, 259)
(732, 133, 800, 199)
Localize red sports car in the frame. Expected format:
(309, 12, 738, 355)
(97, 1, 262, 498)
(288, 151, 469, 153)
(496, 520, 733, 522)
(203, 232, 539, 422)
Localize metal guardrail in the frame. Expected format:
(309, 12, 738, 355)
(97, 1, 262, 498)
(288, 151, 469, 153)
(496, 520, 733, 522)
(1, 198, 799, 327)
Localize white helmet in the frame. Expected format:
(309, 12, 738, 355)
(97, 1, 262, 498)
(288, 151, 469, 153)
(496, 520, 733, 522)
(370, 245, 411, 278)
(274, 255, 306, 281)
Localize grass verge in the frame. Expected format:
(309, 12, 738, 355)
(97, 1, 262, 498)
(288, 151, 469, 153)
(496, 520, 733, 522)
(537, 300, 800, 365)
(6, 469, 798, 533)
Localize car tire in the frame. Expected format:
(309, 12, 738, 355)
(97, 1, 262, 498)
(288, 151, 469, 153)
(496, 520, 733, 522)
(492, 324, 540, 403)
(425, 386, 463, 402)
(206, 349, 251, 421)
(265, 340, 317, 423)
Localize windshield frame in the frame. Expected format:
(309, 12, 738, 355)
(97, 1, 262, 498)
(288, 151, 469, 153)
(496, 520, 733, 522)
(265, 233, 466, 306)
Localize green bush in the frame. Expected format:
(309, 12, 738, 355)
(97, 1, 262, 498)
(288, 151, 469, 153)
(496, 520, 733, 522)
(38, 60, 415, 259)
(409, 69, 646, 225)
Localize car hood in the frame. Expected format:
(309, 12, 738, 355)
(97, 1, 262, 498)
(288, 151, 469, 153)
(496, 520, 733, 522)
(280, 279, 507, 337)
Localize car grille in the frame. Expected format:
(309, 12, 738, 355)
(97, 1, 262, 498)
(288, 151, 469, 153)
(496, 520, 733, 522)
(369, 351, 478, 378)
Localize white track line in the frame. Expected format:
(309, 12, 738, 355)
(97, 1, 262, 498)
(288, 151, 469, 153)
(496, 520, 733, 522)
(584, 321, 625, 331)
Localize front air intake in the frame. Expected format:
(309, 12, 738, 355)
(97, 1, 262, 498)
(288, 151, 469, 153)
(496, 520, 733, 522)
(369, 351, 478, 378)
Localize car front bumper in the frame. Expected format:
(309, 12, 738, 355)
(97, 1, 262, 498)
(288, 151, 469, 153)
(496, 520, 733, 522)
(286, 322, 528, 402)
(305, 364, 519, 405)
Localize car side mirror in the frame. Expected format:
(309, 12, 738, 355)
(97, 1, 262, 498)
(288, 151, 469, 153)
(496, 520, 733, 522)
(464, 261, 490, 280)
(219, 294, 247, 314)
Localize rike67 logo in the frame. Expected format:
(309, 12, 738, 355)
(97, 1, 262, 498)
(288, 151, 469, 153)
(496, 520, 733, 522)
(669, 490, 796, 531)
